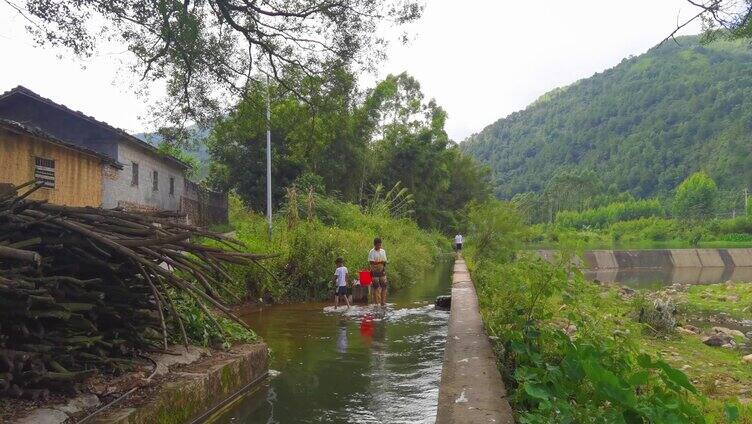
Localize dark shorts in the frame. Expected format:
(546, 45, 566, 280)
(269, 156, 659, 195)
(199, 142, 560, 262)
(455, 243, 463, 251)
(336, 286, 348, 296)
(371, 276, 388, 290)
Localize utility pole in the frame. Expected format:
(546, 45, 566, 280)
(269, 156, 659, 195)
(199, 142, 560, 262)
(745, 187, 749, 215)
(266, 75, 273, 240)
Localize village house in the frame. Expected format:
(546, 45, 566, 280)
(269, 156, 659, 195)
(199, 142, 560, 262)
(0, 118, 120, 207)
(0, 86, 189, 212)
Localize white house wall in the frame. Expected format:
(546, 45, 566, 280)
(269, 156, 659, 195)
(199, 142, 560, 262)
(101, 141, 184, 211)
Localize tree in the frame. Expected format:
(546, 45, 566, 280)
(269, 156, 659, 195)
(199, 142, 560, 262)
(9, 0, 422, 128)
(363, 73, 490, 230)
(542, 169, 603, 222)
(208, 70, 491, 231)
(672, 1, 752, 43)
(673, 172, 718, 219)
(466, 201, 525, 263)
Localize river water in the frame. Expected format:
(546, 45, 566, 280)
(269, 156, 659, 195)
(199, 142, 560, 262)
(207, 261, 452, 424)
(584, 266, 752, 289)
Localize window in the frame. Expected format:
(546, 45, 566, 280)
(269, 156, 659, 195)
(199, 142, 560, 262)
(169, 176, 175, 196)
(131, 162, 139, 186)
(34, 157, 55, 188)
(152, 170, 159, 191)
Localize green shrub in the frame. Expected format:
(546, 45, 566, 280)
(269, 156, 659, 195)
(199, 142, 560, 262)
(609, 217, 679, 243)
(470, 254, 706, 423)
(716, 217, 752, 235)
(673, 172, 718, 219)
(556, 199, 664, 229)
(172, 292, 258, 349)
(720, 233, 752, 242)
(466, 200, 526, 262)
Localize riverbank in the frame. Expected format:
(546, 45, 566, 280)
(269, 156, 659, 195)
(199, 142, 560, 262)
(461, 201, 750, 422)
(6, 344, 268, 424)
(218, 195, 448, 303)
(468, 251, 751, 421)
(529, 211, 752, 251)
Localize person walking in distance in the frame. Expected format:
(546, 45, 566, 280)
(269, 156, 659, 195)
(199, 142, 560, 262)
(454, 233, 463, 252)
(368, 238, 388, 307)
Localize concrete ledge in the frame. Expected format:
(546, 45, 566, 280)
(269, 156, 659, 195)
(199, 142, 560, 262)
(436, 258, 514, 424)
(727, 248, 752, 267)
(539, 248, 752, 270)
(91, 343, 268, 424)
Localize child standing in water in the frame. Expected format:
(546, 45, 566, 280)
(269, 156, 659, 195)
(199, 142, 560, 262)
(333, 257, 351, 310)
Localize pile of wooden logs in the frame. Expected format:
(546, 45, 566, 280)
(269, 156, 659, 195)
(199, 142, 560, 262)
(0, 181, 264, 399)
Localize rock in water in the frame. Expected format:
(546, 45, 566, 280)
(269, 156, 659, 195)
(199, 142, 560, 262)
(435, 295, 451, 310)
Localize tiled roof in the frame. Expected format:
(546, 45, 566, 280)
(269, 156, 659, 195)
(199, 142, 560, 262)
(0, 86, 190, 170)
(0, 118, 122, 168)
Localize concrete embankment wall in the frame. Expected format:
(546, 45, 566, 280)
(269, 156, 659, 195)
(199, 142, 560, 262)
(91, 343, 268, 424)
(436, 258, 513, 424)
(538, 248, 752, 270)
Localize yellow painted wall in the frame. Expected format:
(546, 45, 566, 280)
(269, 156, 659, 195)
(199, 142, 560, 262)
(0, 127, 103, 207)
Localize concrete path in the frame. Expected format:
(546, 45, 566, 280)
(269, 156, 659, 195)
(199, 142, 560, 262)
(436, 258, 514, 424)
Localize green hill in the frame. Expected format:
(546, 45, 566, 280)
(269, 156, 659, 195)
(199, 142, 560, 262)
(134, 126, 212, 180)
(462, 35, 752, 203)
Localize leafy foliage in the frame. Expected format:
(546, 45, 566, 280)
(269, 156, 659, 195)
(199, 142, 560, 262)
(224, 195, 446, 301)
(555, 199, 664, 230)
(463, 36, 752, 207)
(465, 201, 525, 262)
(465, 202, 708, 423)
(13, 0, 422, 127)
(208, 71, 490, 232)
(673, 172, 718, 219)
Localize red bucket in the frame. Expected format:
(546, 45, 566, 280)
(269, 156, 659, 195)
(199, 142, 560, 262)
(359, 269, 372, 285)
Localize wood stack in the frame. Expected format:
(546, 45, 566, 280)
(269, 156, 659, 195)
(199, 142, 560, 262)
(0, 181, 264, 398)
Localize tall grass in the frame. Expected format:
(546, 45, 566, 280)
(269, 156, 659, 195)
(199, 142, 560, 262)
(224, 195, 447, 302)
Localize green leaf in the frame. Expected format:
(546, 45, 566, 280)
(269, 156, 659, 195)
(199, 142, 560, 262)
(724, 404, 739, 423)
(522, 382, 551, 401)
(655, 360, 698, 394)
(627, 370, 649, 386)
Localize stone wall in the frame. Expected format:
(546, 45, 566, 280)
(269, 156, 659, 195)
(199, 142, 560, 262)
(537, 248, 752, 270)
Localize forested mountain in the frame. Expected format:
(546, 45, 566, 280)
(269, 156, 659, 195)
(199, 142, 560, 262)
(462, 35, 752, 202)
(134, 127, 211, 180)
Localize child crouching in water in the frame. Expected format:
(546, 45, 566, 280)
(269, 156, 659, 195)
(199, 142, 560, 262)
(333, 257, 351, 310)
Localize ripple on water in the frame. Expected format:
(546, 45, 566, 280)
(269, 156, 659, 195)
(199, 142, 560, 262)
(211, 264, 453, 424)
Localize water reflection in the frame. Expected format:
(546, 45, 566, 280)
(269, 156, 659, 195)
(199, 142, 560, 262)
(207, 262, 451, 424)
(585, 267, 752, 287)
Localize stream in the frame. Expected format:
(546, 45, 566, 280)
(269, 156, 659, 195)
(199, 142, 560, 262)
(206, 260, 452, 424)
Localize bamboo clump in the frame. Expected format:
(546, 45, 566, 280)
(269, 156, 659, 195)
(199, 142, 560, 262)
(0, 181, 266, 399)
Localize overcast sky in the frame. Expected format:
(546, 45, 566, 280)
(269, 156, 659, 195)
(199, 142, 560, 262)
(0, 0, 700, 141)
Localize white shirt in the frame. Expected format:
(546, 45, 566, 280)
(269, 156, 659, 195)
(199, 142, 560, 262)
(454, 235, 463, 244)
(334, 266, 348, 287)
(368, 248, 388, 263)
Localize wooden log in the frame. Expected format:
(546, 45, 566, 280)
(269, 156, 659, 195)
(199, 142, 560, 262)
(0, 245, 41, 265)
